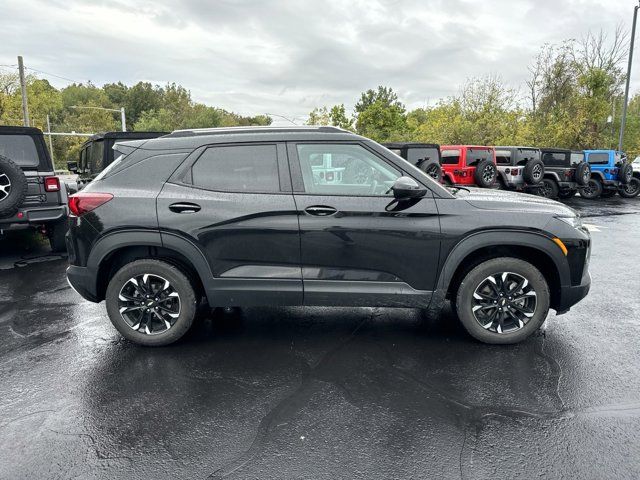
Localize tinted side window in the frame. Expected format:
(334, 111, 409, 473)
(441, 149, 460, 165)
(495, 150, 511, 165)
(192, 144, 280, 193)
(516, 149, 540, 166)
(570, 153, 584, 165)
(296, 143, 401, 196)
(0, 134, 39, 167)
(541, 152, 567, 167)
(587, 153, 609, 165)
(88, 140, 105, 173)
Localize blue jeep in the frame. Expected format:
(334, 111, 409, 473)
(579, 150, 634, 199)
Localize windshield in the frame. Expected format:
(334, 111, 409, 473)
(466, 148, 493, 167)
(0, 134, 40, 167)
(571, 152, 584, 165)
(406, 147, 439, 166)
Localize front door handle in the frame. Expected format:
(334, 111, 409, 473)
(305, 205, 337, 216)
(169, 202, 201, 214)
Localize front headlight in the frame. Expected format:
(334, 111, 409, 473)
(556, 215, 582, 229)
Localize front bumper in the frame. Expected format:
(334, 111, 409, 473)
(66, 265, 100, 303)
(556, 272, 591, 314)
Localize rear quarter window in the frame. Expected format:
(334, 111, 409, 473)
(0, 134, 40, 167)
(587, 153, 609, 165)
(441, 150, 460, 165)
(406, 148, 439, 166)
(495, 150, 511, 165)
(541, 152, 568, 167)
(465, 149, 493, 167)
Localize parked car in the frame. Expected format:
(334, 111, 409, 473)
(383, 142, 442, 181)
(494, 146, 545, 192)
(440, 145, 497, 188)
(68, 131, 166, 190)
(66, 126, 591, 347)
(538, 149, 591, 199)
(622, 156, 640, 198)
(0, 126, 69, 251)
(580, 150, 633, 199)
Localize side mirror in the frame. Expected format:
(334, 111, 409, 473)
(67, 161, 78, 174)
(390, 176, 428, 199)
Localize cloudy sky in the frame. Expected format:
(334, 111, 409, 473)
(1, 0, 637, 124)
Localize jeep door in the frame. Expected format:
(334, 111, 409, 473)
(287, 142, 441, 307)
(157, 142, 302, 306)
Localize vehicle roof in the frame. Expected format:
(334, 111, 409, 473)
(139, 126, 365, 150)
(583, 149, 617, 153)
(0, 125, 44, 136)
(85, 131, 167, 142)
(540, 147, 572, 154)
(383, 142, 440, 149)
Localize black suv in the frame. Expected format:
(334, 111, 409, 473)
(66, 127, 591, 346)
(0, 126, 69, 251)
(68, 131, 166, 190)
(383, 142, 442, 181)
(538, 148, 591, 199)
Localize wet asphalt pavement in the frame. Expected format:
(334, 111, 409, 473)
(1, 197, 639, 479)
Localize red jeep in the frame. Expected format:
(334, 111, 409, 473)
(440, 145, 498, 188)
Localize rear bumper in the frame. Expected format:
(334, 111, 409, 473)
(557, 181, 578, 191)
(0, 205, 67, 230)
(556, 271, 591, 314)
(66, 265, 100, 303)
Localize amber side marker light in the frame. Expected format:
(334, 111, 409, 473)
(552, 237, 568, 256)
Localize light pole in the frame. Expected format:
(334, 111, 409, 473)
(70, 105, 127, 132)
(619, 1, 640, 152)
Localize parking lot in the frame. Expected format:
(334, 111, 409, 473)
(0, 196, 639, 479)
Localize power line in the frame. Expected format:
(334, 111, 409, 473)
(25, 66, 86, 84)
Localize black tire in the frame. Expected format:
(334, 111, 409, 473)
(523, 158, 544, 184)
(105, 259, 199, 346)
(558, 189, 577, 199)
(575, 162, 591, 186)
(48, 220, 68, 253)
(618, 163, 633, 184)
(0, 155, 28, 218)
(455, 257, 550, 344)
(474, 160, 497, 188)
(420, 161, 442, 182)
(538, 178, 559, 199)
(619, 177, 640, 198)
(579, 178, 603, 199)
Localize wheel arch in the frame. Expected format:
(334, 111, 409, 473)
(87, 230, 211, 302)
(436, 230, 570, 311)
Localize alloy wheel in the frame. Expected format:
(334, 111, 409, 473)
(0, 173, 11, 201)
(118, 273, 181, 335)
(622, 179, 640, 196)
(540, 182, 551, 197)
(482, 165, 494, 183)
(471, 272, 537, 334)
(532, 164, 543, 181)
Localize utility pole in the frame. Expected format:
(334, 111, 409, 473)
(46, 114, 54, 164)
(619, 2, 640, 153)
(17, 56, 30, 127)
(120, 107, 127, 132)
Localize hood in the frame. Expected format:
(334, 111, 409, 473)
(460, 188, 577, 217)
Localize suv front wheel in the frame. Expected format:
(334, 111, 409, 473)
(106, 259, 198, 346)
(455, 258, 550, 344)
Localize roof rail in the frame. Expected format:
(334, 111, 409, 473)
(167, 125, 350, 137)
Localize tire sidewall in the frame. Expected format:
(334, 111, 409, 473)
(474, 160, 496, 187)
(619, 177, 640, 198)
(455, 258, 550, 344)
(0, 155, 28, 217)
(105, 259, 198, 346)
(523, 158, 544, 184)
(421, 161, 442, 183)
(580, 178, 602, 199)
(539, 178, 558, 198)
(575, 162, 591, 186)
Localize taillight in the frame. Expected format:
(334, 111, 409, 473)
(512, 168, 519, 175)
(68, 192, 113, 217)
(565, 170, 573, 177)
(44, 176, 60, 192)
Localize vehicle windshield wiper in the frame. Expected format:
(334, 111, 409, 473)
(447, 186, 470, 195)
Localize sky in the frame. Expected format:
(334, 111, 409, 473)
(1, 0, 638, 125)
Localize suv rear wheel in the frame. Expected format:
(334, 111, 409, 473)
(0, 155, 28, 217)
(455, 257, 550, 344)
(619, 177, 640, 198)
(579, 178, 603, 199)
(105, 259, 198, 346)
(538, 178, 559, 199)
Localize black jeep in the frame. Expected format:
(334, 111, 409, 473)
(538, 148, 591, 199)
(69, 131, 166, 190)
(0, 126, 69, 251)
(383, 142, 442, 181)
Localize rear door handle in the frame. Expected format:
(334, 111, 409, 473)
(169, 202, 201, 214)
(304, 205, 337, 216)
